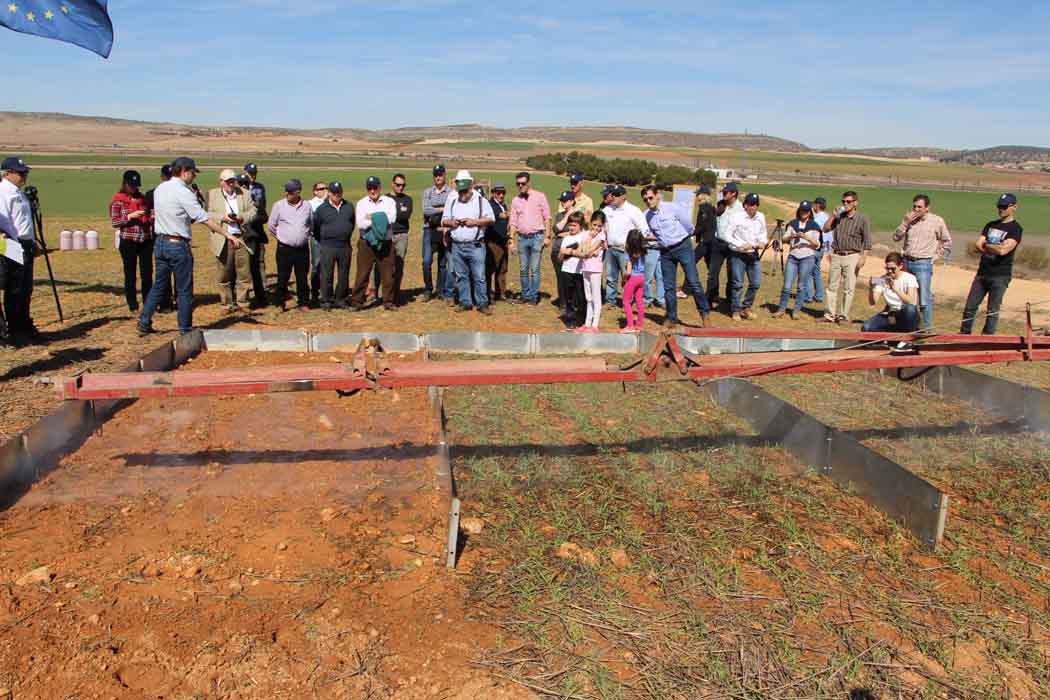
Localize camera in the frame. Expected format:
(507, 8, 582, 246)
(237, 174, 251, 187)
(23, 185, 38, 203)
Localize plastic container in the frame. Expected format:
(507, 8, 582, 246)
(85, 230, 99, 250)
(72, 230, 85, 250)
(59, 230, 72, 251)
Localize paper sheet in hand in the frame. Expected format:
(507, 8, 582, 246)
(672, 186, 695, 220)
(1, 238, 23, 265)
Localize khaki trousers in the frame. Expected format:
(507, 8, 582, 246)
(217, 242, 252, 305)
(827, 252, 859, 320)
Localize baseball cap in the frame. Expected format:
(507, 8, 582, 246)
(695, 185, 711, 195)
(160, 164, 173, 178)
(366, 176, 381, 189)
(219, 168, 238, 182)
(569, 173, 584, 185)
(813, 196, 827, 206)
(600, 184, 615, 197)
(122, 169, 142, 187)
(492, 182, 506, 192)
(721, 181, 739, 194)
(798, 200, 812, 211)
(997, 193, 1017, 208)
(244, 162, 258, 175)
(328, 181, 343, 194)
(432, 164, 446, 176)
(172, 156, 199, 173)
(284, 178, 303, 193)
(1, 157, 30, 174)
(744, 193, 760, 206)
(610, 184, 627, 197)
(558, 190, 574, 202)
(236, 173, 251, 186)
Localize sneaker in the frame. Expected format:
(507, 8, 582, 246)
(836, 315, 849, 324)
(787, 309, 796, 320)
(455, 305, 472, 313)
(478, 305, 493, 316)
(446, 298, 457, 308)
(822, 312, 836, 323)
(507, 297, 525, 305)
(383, 303, 397, 311)
(586, 326, 600, 333)
(572, 326, 587, 333)
(136, 322, 156, 336)
(771, 309, 786, 318)
(676, 289, 687, 299)
(741, 309, 755, 320)
(890, 341, 918, 355)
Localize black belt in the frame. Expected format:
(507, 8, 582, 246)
(157, 234, 188, 243)
(519, 231, 543, 237)
(833, 250, 861, 255)
(658, 237, 690, 253)
(904, 256, 931, 261)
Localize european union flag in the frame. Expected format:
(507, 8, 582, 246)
(0, 1, 113, 58)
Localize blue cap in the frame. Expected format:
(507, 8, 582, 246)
(328, 181, 343, 194)
(813, 196, 827, 206)
(123, 170, 142, 187)
(432, 164, 446, 176)
(798, 200, 812, 211)
(244, 162, 258, 175)
(366, 176, 381, 189)
(172, 156, 199, 173)
(997, 193, 1017, 208)
(695, 185, 711, 195)
(558, 190, 574, 202)
(160, 164, 173, 178)
(284, 178, 302, 193)
(744, 193, 760, 206)
(610, 184, 627, 197)
(601, 184, 614, 197)
(569, 173, 584, 185)
(721, 181, 739, 194)
(1, 157, 29, 174)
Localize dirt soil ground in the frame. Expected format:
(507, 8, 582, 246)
(0, 351, 536, 700)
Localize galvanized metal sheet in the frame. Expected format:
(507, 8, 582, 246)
(312, 332, 422, 353)
(743, 338, 788, 353)
(534, 332, 638, 355)
(429, 386, 460, 569)
(173, 330, 205, 366)
(139, 342, 175, 373)
(699, 377, 947, 549)
(202, 329, 310, 352)
(918, 366, 1050, 434)
(783, 338, 840, 351)
(0, 432, 30, 502)
(425, 332, 532, 355)
(676, 336, 743, 355)
(21, 400, 95, 482)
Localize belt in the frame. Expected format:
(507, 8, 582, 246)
(452, 239, 483, 247)
(833, 250, 861, 255)
(519, 231, 543, 237)
(157, 234, 188, 243)
(658, 237, 690, 253)
(904, 255, 931, 261)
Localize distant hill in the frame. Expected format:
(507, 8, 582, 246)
(942, 145, 1050, 168)
(0, 111, 808, 154)
(822, 147, 961, 160)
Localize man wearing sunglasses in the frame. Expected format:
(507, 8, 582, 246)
(822, 190, 871, 324)
(862, 252, 919, 332)
(385, 174, 413, 306)
(960, 194, 1023, 335)
(507, 171, 551, 305)
(893, 194, 952, 329)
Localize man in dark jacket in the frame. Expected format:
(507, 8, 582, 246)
(243, 162, 269, 307)
(486, 183, 510, 301)
(311, 181, 355, 309)
(384, 173, 412, 306)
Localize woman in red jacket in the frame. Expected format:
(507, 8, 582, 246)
(109, 170, 153, 312)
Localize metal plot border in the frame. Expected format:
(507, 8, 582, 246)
(0, 331, 206, 508)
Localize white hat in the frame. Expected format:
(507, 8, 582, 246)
(454, 169, 473, 182)
(219, 168, 238, 182)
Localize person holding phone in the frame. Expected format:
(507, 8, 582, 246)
(208, 169, 258, 311)
(821, 190, 871, 324)
(110, 169, 153, 313)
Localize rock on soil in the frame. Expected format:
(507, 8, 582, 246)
(555, 542, 597, 567)
(14, 566, 52, 586)
(460, 517, 484, 535)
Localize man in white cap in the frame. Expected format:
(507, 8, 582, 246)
(208, 169, 258, 311)
(442, 170, 495, 314)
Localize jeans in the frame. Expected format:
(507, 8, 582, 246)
(660, 238, 709, 322)
(728, 251, 761, 313)
(778, 255, 816, 312)
(118, 238, 153, 311)
(516, 233, 543, 303)
(644, 248, 663, 306)
(706, 240, 731, 305)
(452, 241, 488, 308)
(863, 304, 919, 332)
(960, 275, 1010, 335)
(141, 237, 194, 333)
(808, 248, 826, 302)
(604, 248, 628, 305)
(906, 258, 934, 328)
(422, 227, 451, 297)
(309, 237, 321, 303)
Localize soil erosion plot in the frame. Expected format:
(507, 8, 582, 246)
(446, 379, 1049, 700)
(0, 352, 531, 700)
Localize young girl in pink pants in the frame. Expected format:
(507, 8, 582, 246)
(621, 229, 647, 333)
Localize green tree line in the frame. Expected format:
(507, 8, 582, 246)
(525, 151, 717, 189)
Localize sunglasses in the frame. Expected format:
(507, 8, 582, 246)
(314, 186, 327, 192)
(516, 182, 528, 187)
(393, 182, 405, 187)
(842, 199, 856, 204)
(885, 266, 898, 271)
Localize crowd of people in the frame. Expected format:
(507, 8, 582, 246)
(0, 155, 1028, 344)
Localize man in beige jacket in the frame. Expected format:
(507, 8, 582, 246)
(208, 169, 258, 311)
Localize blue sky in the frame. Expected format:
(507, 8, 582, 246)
(2, 1, 1049, 149)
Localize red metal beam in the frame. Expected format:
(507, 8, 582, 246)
(679, 328, 1050, 346)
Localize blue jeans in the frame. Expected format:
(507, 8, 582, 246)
(516, 233, 543, 303)
(660, 238, 709, 321)
(141, 237, 194, 333)
(422, 227, 451, 297)
(906, 258, 934, 328)
(452, 241, 488, 308)
(961, 275, 1010, 335)
(863, 304, 919, 332)
(778, 255, 816, 312)
(728, 251, 761, 313)
(604, 248, 628, 305)
(309, 237, 321, 301)
(644, 248, 663, 306)
(808, 248, 826, 302)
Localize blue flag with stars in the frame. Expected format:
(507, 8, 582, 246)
(0, 1, 113, 58)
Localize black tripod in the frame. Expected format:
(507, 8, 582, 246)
(760, 219, 787, 277)
(24, 186, 64, 323)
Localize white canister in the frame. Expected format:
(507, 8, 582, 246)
(72, 230, 85, 250)
(85, 230, 99, 250)
(59, 230, 72, 251)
